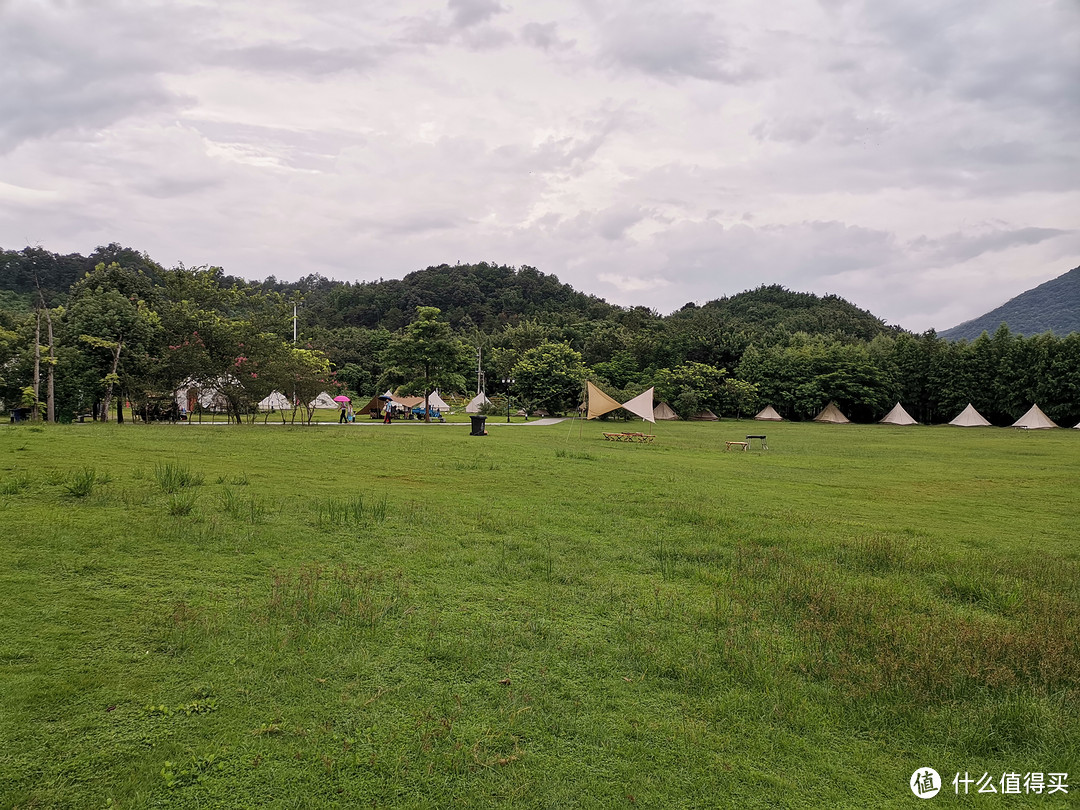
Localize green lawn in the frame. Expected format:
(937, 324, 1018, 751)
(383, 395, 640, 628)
(1, 420, 1077, 808)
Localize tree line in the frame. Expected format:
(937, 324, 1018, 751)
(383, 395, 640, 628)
(2, 244, 1078, 426)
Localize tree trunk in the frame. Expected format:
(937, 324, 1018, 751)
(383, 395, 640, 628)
(100, 338, 123, 423)
(33, 311, 41, 421)
(116, 395, 124, 424)
(35, 282, 55, 425)
(424, 366, 431, 423)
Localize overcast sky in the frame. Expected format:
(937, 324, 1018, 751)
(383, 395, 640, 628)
(1, 0, 1077, 331)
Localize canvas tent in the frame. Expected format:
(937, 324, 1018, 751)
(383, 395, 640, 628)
(1011, 404, 1058, 429)
(689, 409, 719, 421)
(309, 391, 338, 409)
(754, 405, 783, 421)
(465, 392, 490, 413)
(258, 391, 290, 411)
(653, 401, 679, 421)
(813, 402, 850, 423)
(879, 402, 917, 426)
(620, 387, 656, 424)
(426, 390, 450, 412)
(949, 403, 991, 427)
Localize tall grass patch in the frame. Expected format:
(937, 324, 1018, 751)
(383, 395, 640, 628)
(155, 461, 204, 493)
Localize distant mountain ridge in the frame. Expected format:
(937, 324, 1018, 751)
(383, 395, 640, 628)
(940, 265, 1080, 340)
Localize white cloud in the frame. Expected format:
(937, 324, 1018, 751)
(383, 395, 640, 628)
(0, 0, 1077, 333)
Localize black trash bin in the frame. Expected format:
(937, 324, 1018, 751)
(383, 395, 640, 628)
(469, 415, 487, 436)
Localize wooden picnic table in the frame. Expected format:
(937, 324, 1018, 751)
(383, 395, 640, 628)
(603, 432, 655, 443)
(725, 441, 749, 451)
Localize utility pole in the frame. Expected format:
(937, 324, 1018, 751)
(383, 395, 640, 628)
(476, 346, 483, 395)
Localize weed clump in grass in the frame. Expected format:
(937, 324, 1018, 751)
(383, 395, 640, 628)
(167, 492, 198, 517)
(65, 467, 105, 498)
(314, 495, 388, 528)
(0, 472, 31, 495)
(155, 462, 204, 494)
(218, 488, 268, 524)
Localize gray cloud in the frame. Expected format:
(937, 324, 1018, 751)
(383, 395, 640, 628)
(919, 227, 1073, 264)
(598, 7, 757, 82)
(0, 3, 189, 151)
(447, 0, 505, 28)
(520, 22, 574, 53)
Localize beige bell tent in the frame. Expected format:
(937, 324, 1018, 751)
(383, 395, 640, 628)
(653, 401, 679, 420)
(754, 405, 783, 421)
(1011, 404, 1058, 429)
(426, 390, 450, 412)
(949, 403, 991, 427)
(689, 409, 719, 421)
(620, 387, 656, 424)
(1075, 420, 1080, 429)
(879, 402, 917, 426)
(465, 392, 490, 413)
(258, 391, 290, 411)
(309, 391, 338, 409)
(813, 402, 850, 424)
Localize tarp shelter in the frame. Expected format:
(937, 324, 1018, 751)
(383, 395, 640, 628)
(689, 409, 719, 421)
(879, 402, 917, 425)
(813, 402, 850, 423)
(258, 391, 290, 411)
(465, 393, 490, 413)
(620, 387, 656, 424)
(949, 403, 991, 427)
(754, 405, 783, 421)
(309, 391, 339, 409)
(1011, 404, 1058, 429)
(586, 381, 623, 420)
(359, 395, 388, 417)
(653, 401, 679, 420)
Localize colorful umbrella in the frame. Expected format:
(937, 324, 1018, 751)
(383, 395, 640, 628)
(333, 395, 351, 403)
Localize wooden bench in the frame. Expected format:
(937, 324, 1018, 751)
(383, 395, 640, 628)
(604, 432, 655, 443)
(725, 441, 749, 451)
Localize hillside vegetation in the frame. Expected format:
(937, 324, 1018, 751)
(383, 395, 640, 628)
(941, 265, 1080, 340)
(2, 244, 1080, 427)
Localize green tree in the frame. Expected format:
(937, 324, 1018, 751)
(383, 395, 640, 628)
(511, 342, 586, 415)
(67, 267, 162, 421)
(653, 361, 727, 419)
(381, 307, 469, 421)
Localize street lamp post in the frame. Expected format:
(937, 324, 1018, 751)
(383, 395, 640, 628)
(502, 378, 514, 423)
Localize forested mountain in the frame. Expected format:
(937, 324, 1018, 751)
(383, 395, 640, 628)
(262, 262, 618, 331)
(941, 265, 1080, 340)
(3, 243, 1079, 427)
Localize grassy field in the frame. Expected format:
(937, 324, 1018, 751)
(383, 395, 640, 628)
(1, 419, 1077, 808)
